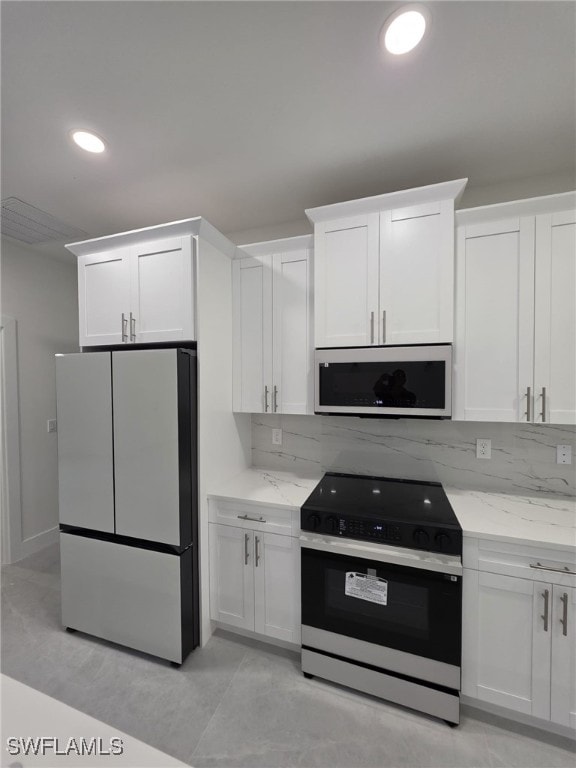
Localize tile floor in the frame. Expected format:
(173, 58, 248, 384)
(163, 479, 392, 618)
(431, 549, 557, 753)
(2, 544, 575, 768)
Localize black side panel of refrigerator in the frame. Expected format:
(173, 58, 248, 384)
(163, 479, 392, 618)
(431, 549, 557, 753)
(178, 349, 199, 655)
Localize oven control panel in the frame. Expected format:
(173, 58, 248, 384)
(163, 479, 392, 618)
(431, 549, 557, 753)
(301, 511, 462, 555)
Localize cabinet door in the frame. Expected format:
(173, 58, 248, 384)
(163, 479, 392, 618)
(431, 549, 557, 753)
(112, 350, 182, 546)
(454, 218, 535, 421)
(78, 248, 130, 347)
(551, 586, 576, 728)
(129, 236, 195, 343)
(314, 214, 380, 347)
(462, 570, 551, 717)
(253, 532, 300, 644)
(379, 201, 454, 345)
(272, 249, 312, 414)
(534, 210, 576, 425)
(209, 524, 254, 631)
(232, 256, 273, 413)
(55, 353, 114, 532)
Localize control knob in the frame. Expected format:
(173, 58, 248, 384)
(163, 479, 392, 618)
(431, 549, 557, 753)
(412, 528, 430, 548)
(435, 532, 451, 552)
(307, 514, 321, 531)
(324, 515, 339, 534)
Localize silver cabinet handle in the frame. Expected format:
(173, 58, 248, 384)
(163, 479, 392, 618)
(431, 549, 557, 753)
(129, 312, 136, 342)
(540, 387, 546, 423)
(542, 589, 550, 632)
(255, 535, 261, 567)
(244, 533, 250, 565)
(370, 311, 374, 344)
(530, 562, 576, 576)
(264, 386, 269, 412)
(382, 310, 387, 344)
(273, 385, 278, 413)
(560, 592, 568, 637)
(525, 386, 532, 422)
(237, 514, 267, 523)
(121, 313, 128, 342)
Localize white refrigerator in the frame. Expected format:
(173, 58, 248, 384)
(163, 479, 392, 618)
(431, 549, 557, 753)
(56, 348, 198, 664)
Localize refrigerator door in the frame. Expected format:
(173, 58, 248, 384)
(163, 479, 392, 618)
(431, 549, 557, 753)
(113, 349, 191, 546)
(56, 353, 114, 532)
(60, 532, 189, 663)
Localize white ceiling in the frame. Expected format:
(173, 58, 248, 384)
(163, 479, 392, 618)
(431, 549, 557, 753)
(2, 1, 575, 261)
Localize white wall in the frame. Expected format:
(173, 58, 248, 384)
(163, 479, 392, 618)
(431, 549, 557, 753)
(226, 172, 576, 246)
(1, 237, 78, 559)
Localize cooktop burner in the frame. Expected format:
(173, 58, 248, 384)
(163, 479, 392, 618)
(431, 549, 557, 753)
(301, 472, 462, 555)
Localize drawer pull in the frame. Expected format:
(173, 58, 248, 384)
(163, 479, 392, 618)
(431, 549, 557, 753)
(530, 562, 576, 576)
(238, 514, 267, 523)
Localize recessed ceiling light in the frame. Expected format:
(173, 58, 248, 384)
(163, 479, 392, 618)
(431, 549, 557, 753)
(381, 5, 429, 55)
(70, 130, 106, 154)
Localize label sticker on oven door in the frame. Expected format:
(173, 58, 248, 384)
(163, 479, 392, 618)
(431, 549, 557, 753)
(345, 572, 388, 605)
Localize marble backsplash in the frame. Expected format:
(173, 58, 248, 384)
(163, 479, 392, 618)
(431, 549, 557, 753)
(252, 415, 576, 497)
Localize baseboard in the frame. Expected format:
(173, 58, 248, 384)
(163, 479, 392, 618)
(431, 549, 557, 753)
(461, 695, 576, 746)
(18, 526, 59, 560)
(214, 622, 301, 654)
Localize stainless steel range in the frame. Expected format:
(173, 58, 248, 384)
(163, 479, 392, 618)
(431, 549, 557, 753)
(300, 472, 463, 725)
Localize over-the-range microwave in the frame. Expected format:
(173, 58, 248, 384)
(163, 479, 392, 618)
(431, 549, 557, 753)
(314, 344, 452, 419)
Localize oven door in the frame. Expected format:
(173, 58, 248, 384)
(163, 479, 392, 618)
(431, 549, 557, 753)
(301, 536, 461, 670)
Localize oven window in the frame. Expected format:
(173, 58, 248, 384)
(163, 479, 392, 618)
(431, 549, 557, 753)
(318, 360, 445, 409)
(302, 548, 461, 666)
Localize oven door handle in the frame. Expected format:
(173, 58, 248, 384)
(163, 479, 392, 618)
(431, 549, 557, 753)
(299, 533, 463, 577)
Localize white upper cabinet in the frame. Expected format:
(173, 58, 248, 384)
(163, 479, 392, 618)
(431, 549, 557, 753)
(380, 201, 455, 345)
(233, 256, 273, 413)
(534, 210, 576, 425)
(78, 248, 131, 346)
(455, 193, 576, 424)
(233, 236, 313, 414)
(314, 214, 379, 347)
(306, 179, 467, 349)
(67, 219, 229, 347)
(129, 236, 194, 343)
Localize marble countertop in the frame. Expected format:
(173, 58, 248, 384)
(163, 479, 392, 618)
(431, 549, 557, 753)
(445, 488, 576, 552)
(207, 468, 322, 510)
(208, 467, 575, 552)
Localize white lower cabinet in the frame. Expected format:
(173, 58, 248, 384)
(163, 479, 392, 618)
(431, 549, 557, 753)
(462, 538, 576, 730)
(254, 532, 300, 643)
(209, 515, 300, 645)
(551, 585, 576, 728)
(463, 570, 551, 717)
(209, 524, 255, 631)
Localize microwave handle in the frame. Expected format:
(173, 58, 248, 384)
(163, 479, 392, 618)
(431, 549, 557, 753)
(382, 311, 386, 344)
(370, 311, 374, 344)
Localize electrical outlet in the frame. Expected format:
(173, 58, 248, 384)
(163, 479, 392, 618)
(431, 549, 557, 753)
(476, 438, 491, 459)
(47, 419, 57, 433)
(272, 428, 282, 446)
(556, 445, 572, 465)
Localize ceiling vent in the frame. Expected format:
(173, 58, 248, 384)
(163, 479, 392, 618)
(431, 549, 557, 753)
(1, 197, 87, 245)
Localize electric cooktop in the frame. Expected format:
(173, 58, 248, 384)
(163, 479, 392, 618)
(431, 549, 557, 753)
(300, 472, 462, 555)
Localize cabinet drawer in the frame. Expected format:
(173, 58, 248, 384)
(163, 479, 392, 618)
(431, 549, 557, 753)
(464, 537, 576, 587)
(208, 499, 298, 536)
